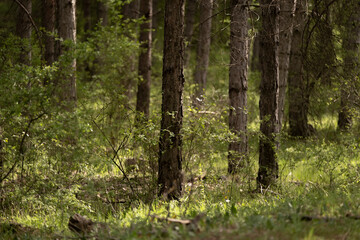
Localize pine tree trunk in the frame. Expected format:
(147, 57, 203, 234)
(83, 0, 91, 33)
(192, 0, 213, 107)
(338, 1, 360, 130)
(43, 0, 55, 66)
(16, 0, 32, 65)
(228, 0, 249, 174)
(158, 0, 185, 200)
(278, 0, 296, 132)
(288, 0, 310, 137)
(257, 0, 280, 188)
(136, 0, 153, 118)
(98, 0, 108, 26)
(184, 0, 197, 66)
(250, 34, 260, 72)
(58, 0, 77, 105)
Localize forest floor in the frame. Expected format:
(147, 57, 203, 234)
(1, 131, 360, 239)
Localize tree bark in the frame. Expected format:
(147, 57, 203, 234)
(98, 0, 108, 26)
(82, 0, 91, 33)
(288, 0, 310, 137)
(192, 0, 213, 107)
(184, 0, 197, 66)
(43, 0, 55, 66)
(136, 0, 153, 118)
(250, 34, 260, 72)
(123, 0, 140, 19)
(228, 0, 249, 174)
(257, 0, 280, 188)
(58, 0, 77, 105)
(16, 0, 32, 65)
(338, 1, 360, 130)
(158, 0, 185, 200)
(278, 0, 296, 132)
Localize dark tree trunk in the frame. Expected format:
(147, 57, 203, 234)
(250, 34, 260, 72)
(151, 0, 159, 38)
(338, 1, 360, 130)
(16, 0, 32, 65)
(136, 0, 153, 118)
(228, 0, 249, 174)
(158, 0, 185, 200)
(288, 0, 310, 137)
(82, 0, 91, 32)
(257, 0, 280, 188)
(122, 0, 140, 99)
(98, 0, 108, 26)
(192, 0, 213, 107)
(58, 0, 77, 106)
(43, 0, 55, 66)
(123, 0, 140, 19)
(278, 0, 296, 132)
(184, 0, 197, 66)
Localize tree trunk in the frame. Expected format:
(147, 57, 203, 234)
(158, 0, 185, 200)
(184, 0, 197, 66)
(250, 34, 260, 72)
(43, 0, 55, 66)
(257, 0, 280, 188)
(82, 0, 91, 33)
(338, 1, 360, 130)
(192, 0, 213, 107)
(123, 0, 140, 19)
(136, 0, 152, 118)
(288, 0, 310, 137)
(228, 0, 249, 174)
(16, 0, 32, 65)
(58, 0, 77, 106)
(278, 0, 296, 132)
(151, 0, 159, 39)
(98, 0, 108, 26)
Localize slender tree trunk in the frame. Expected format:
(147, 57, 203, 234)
(192, 0, 213, 107)
(122, 0, 140, 99)
(250, 34, 260, 72)
(83, 0, 91, 33)
(43, 0, 55, 66)
(158, 0, 185, 200)
(278, 0, 296, 131)
(58, 0, 77, 105)
(338, 1, 360, 130)
(123, 0, 140, 19)
(257, 0, 280, 188)
(288, 0, 310, 137)
(98, 0, 108, 26)
(184, 0, 197, 66)
(151, 0, 159, 39)
(136, 0, 152, 118)
(16, 0, 32, 65)
(228, 0, 249, 174)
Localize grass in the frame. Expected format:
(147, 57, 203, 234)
(1, 124, 360, 239)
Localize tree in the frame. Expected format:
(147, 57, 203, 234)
(136, 0, 153, 118)
(43, 0, 55, 66)
(158, 0, 185, 200)
(288, 0, 310, 137)
(58, 0, 77, 105)
(278, 0, 297, 131)
(16, 0, 32, 65)
(228, 0, 249, 174)
(192, 0, 213, 107)
(338, 0, 360, 130)
(257, 0, 280, 188)
(98, 0, 109, 26)
(184, 0, 197, 66)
